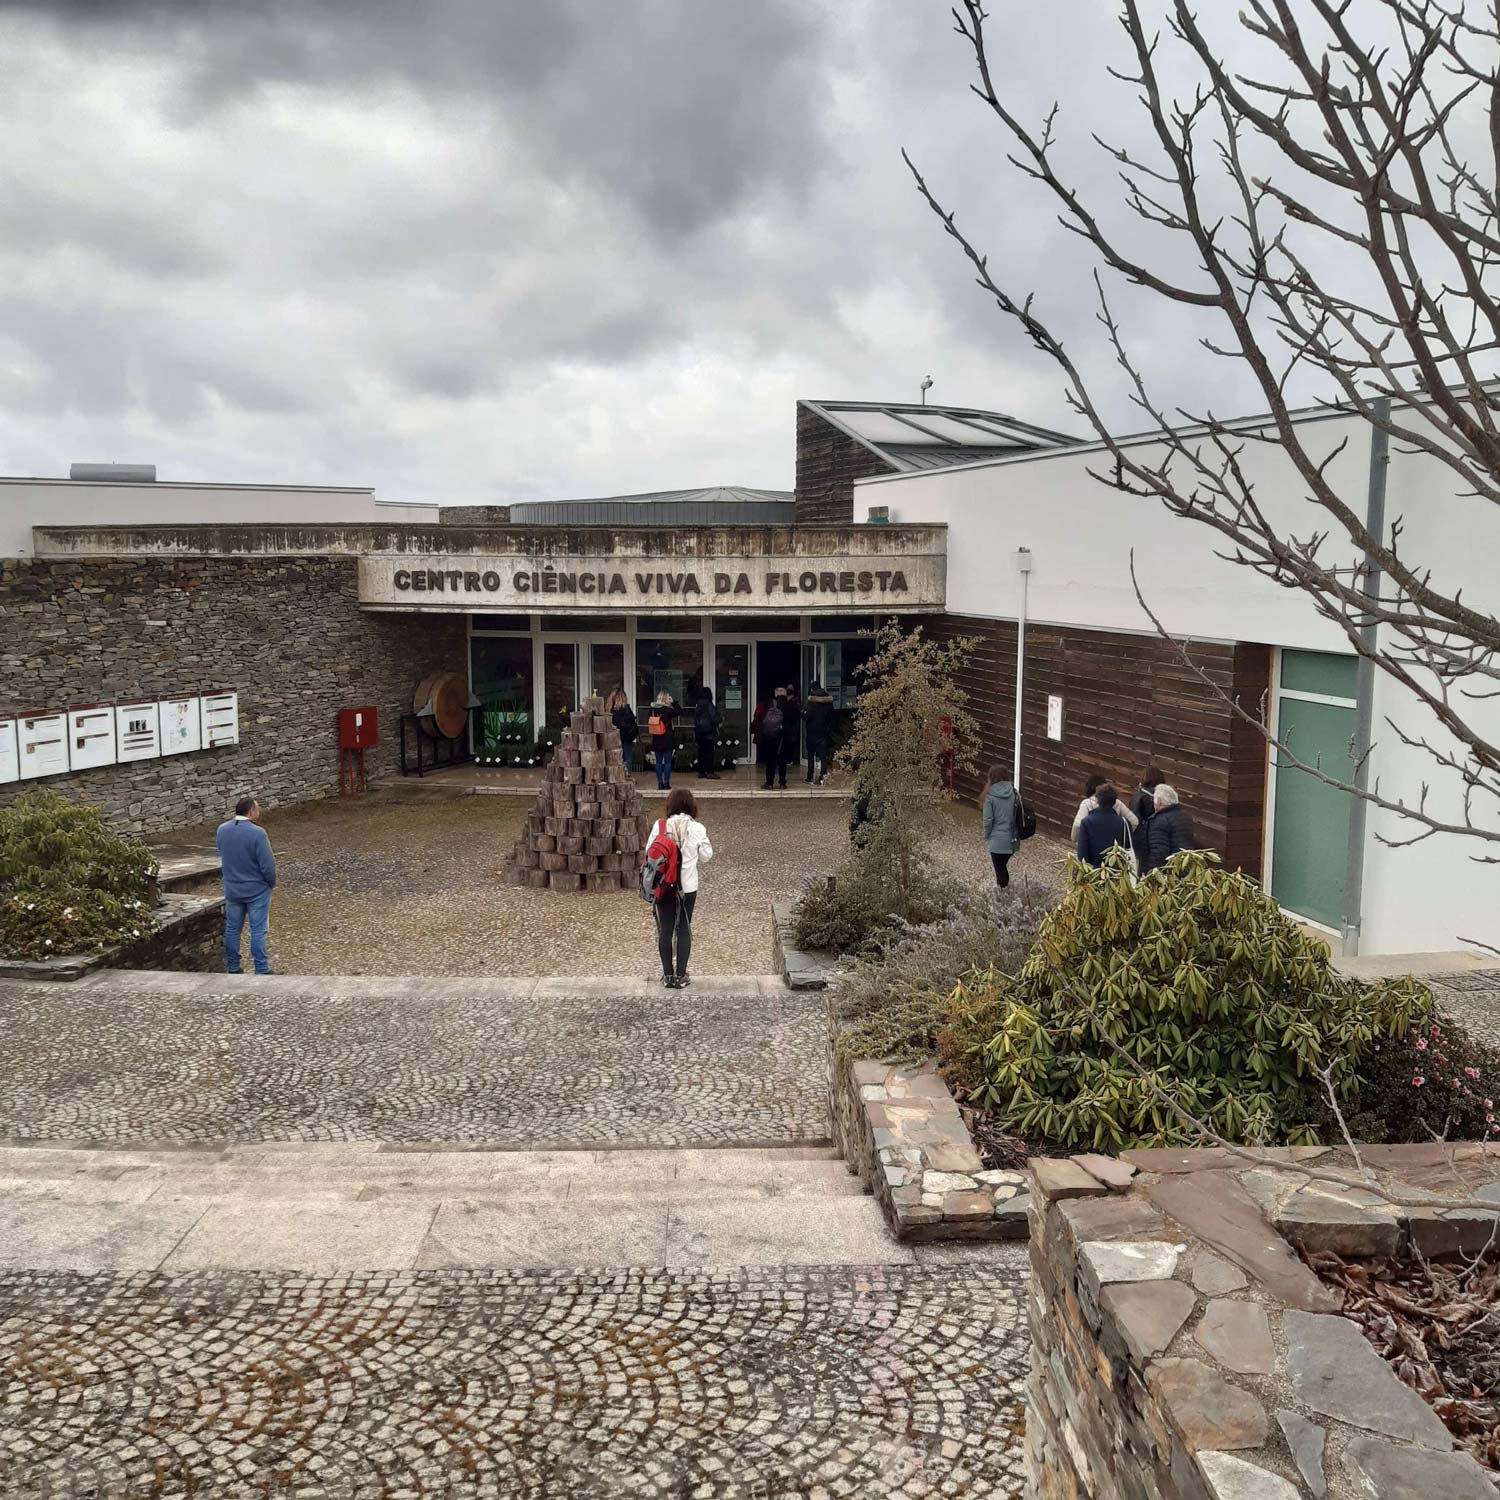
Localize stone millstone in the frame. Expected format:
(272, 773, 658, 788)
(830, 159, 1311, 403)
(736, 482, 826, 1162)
(503, 696, 651, 892)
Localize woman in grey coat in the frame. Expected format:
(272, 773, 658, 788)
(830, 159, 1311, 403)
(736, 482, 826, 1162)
(981, 763, 1019, 889)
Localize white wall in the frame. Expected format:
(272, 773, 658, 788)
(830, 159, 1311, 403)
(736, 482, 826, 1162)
(859, 408, 1500, 957)
(0, 479, 439, 558)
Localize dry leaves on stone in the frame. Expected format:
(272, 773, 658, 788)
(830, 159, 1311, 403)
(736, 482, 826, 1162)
(1311, 1249, 1500, 1474)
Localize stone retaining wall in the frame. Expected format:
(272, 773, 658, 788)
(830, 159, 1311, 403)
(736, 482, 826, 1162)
(1026, 1145, 1500, 1500)
(0, 555, 465, 835)
(0, 894, 224, 981)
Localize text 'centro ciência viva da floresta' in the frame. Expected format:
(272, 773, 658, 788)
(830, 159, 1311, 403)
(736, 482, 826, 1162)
(388, 568, 911, 596)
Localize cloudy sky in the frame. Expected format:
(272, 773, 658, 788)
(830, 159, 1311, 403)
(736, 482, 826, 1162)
(0, 1, 1312, 503)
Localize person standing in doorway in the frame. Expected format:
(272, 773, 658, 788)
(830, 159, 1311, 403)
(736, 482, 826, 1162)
(803, 680, 834, 784)
(606, 688, 639, 770)
(651, 788, 713, 988)
(779, 684, 802, 785)
(981, 763, 1019, 888)
(1075, 784, 1132, 868)
(1145, 783, 1196, 871)
(694, 686, 721, 780)
(216, 794, 277, 975)
(648, 692, 676, 790)
(757, 688, 788, 789)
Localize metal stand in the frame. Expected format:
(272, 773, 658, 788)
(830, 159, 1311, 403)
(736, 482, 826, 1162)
(339, 746, 367, 796)
(399, 710, 479, 777)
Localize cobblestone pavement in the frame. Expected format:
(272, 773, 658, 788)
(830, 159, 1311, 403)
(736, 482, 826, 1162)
(0, 975, 827, 1148)
(172, 790, 1065, 978)
(1419, 968, 1500, 1048)
(0, 1264, 1029, 1499)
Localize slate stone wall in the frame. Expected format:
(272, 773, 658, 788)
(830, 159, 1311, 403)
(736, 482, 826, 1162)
(1026, 1146, 1499, 1500)
(0, 556, 466, 836)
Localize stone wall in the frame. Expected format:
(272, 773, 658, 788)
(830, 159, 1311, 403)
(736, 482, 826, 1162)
(1026, 1145, 1499, 1500)
(0, 556, 466, 836)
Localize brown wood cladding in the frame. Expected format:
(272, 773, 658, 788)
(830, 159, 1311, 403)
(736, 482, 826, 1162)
(794, 403, 895, 524)
(920, 614, 1270, 876)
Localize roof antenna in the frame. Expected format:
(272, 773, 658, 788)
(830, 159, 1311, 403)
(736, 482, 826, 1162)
(919, 375, 933, 406)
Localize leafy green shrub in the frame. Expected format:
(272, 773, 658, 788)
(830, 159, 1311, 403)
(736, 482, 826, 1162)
(834, 883, 1052, 1066)
(792, 843, 967, 955)
(0, 790, 157, 961)
(941, 849, 1432, 1150)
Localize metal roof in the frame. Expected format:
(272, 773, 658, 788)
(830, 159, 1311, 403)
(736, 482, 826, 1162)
(801, 400, 1077, 472)
(504, 485, 794, 527)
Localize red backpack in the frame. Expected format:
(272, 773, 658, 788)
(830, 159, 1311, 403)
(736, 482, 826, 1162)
(638, 818, 681, 903)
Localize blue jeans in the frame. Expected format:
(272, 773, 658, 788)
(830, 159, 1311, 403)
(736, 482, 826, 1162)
(654, 749, 671, 788)
(225, 888, 272, 974)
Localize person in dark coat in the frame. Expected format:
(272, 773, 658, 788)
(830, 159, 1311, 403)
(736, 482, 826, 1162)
(606, 689, 638, 768)
(1145, 783, 1196, 871)
(1075, 784, 1132, 868)
(779, 685, 802, 781)
(693, 687, 721, 780)
(803, 681, 834, 784)
(756, 688, 789, 789)
(648, 692, 677, 790)
(1129, 766, 1164, 864)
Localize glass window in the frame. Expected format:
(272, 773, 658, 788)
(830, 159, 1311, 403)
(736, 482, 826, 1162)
(470, 613, 531, 633)
(470, 636, 534, 746)
(712, 615, 801, 633)
(714, 643, 750, 760)
(811, 615, 875, 635)
(1281, 650, 1358, 700)
(541, 614, 628, 633)
(833, 637, 878, 709)
(635, 615, 703, 634)
(636, 638, 705, 735)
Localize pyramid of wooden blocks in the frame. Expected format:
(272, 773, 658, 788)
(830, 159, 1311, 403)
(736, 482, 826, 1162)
(505, 695, 652, 891)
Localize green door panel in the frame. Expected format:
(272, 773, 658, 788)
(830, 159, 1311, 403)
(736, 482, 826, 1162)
(1271, 696, 1355, 929)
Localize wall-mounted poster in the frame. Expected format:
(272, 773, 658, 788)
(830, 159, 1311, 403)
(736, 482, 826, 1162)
(18, 713, 68, 779)
(0, 720, 17, 784)
(159, 696, 202, 756)
(67, 705, 117, 771)
(200, 690, 240, 748)
(115, 702, 161, 762)
(1046, 694, 1064, 742)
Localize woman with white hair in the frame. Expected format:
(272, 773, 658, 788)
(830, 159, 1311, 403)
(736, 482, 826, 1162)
(1145, 783, 1196, 871)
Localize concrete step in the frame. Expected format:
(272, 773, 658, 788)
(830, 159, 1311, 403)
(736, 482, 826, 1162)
(0, 1143, 963, 1274)
(61, 971, 789, 999)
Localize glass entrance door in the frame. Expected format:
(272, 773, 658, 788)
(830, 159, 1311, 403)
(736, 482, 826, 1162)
(542, 641, 579, 742)
(589, 642, 625, 701)
(714, 643, 750, 763)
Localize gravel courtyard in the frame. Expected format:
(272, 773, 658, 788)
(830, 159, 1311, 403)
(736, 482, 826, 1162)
(176, 785, 1067, 977)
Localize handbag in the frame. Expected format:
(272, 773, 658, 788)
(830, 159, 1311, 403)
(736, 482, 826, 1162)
(1014, 793, 1037, 841)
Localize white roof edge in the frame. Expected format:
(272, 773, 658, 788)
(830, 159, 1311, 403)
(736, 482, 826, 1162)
(851, 399, 1363, 487)
(0, 475, 379, 494)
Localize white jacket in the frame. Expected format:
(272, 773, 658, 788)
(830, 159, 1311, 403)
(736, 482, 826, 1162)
(660, 814, 713, 893)
(1071, 794, 1139, 840)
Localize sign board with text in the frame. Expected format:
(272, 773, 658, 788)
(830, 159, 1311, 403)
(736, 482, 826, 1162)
(115, 703, 161, 762)
(159, 697, 203, 756)
(19, 714, 68, 780)
(67, 706, 117, 771)
(0, 720, 17, 784)
(357, 546, 946, 614)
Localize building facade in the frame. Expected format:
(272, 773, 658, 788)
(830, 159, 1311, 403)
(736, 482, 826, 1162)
(0, 400, 1492, 957)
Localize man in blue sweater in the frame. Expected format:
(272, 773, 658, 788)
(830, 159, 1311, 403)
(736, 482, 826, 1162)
(216, 794, 277, 974)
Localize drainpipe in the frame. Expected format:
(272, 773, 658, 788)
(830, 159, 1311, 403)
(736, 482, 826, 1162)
(1014, 548, 1032, 787)
(1341, 398, 1390, 957)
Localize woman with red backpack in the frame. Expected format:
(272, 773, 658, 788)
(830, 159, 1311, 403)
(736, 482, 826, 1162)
(642, 787, 713, 988)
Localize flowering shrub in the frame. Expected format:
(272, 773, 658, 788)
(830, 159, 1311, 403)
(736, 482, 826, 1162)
(0, 790, 157, 961)
(1344, 1018, 1499, 1145)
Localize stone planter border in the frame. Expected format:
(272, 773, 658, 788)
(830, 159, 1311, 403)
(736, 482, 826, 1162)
(770, 897, 841, 990)
(1027, 1142, 1500, 1500)
(0, 894, 226, 981)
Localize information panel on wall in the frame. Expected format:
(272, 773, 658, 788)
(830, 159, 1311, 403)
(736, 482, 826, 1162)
(19, 714, 68, 780)
(0, 720, 17, 785)
(200, 691, 240, 748)
(159, 697, 203, 756)
(115, 702, 161, 762)
(67, 706, 117, 772)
